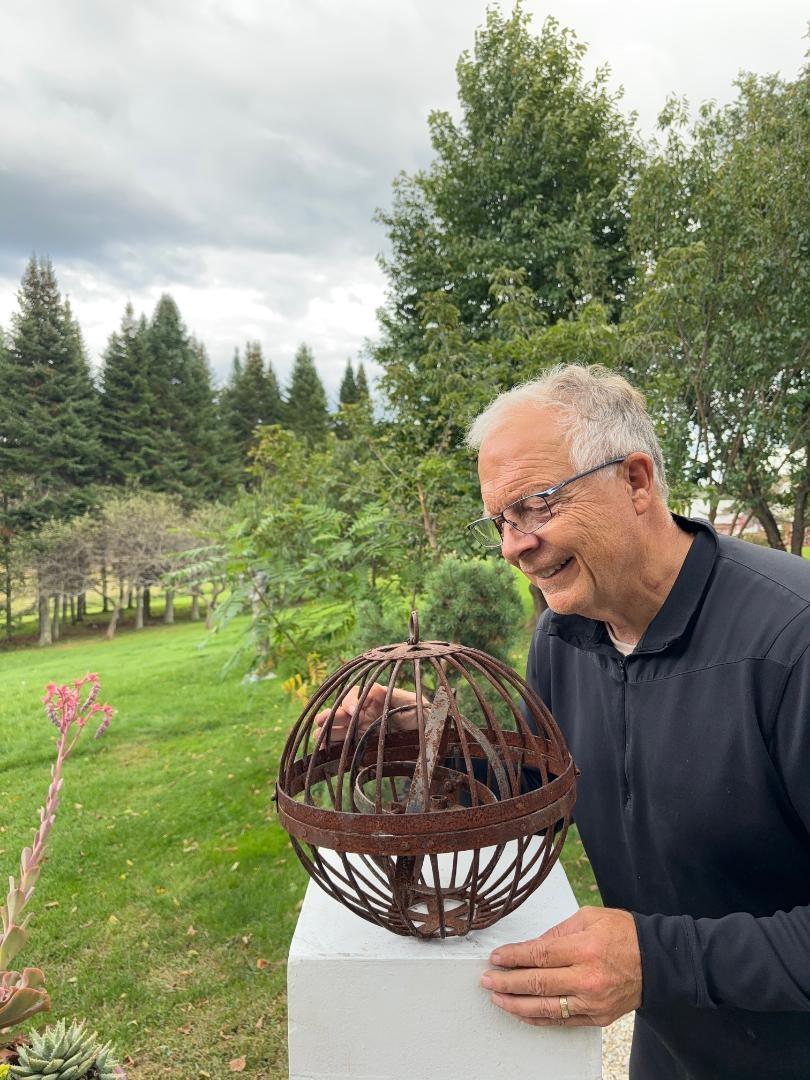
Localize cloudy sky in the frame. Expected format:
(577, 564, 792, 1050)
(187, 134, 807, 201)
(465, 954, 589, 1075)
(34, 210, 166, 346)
(0, 0, 806, 400)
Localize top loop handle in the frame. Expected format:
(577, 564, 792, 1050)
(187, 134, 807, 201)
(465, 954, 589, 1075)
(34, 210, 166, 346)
(408, 610, 420, 645)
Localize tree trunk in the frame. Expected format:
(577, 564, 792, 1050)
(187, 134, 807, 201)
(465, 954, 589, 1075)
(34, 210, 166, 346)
(69, 594, 76, 624)
(143, 587, 151, 620)
(135, 587, 144, 630)
(749, 477, 786, 551)
(126, 587, 133, 609)
(416, 482, 440, 553)
(105, 602, 121, 641)
(101, 562, 110, 612)
(205, 589, 222, 631)
(250, 571, 269, 669)
(164, 589, 174, 624)
(77, 592, 86, 621)
(38, 592, 52, 647)
(190, 589, 201, 621)
(753, 504, 786, 551)
(51, 595, 60, 642)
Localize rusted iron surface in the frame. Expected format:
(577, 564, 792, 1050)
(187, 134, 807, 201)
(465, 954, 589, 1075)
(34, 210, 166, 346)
(275, 612, 576, 938)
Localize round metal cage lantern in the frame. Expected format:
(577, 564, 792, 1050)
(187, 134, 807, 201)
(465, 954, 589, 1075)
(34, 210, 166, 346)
(275, 613, 577, 939)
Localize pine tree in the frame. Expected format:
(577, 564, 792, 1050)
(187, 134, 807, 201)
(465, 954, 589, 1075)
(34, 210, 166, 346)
(99, 303, 160, 486)
(219, 342, 285, 471)
(284, 343, 330, 444)
(355, 363, 370, 403)
(147, 294, 218, 501)
(338, 360, 358, 407)
(0, 257, 101, 639)
(0, 258, 99, 521)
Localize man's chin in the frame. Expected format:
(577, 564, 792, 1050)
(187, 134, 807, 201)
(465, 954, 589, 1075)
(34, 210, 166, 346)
(532, 578, 582, 616)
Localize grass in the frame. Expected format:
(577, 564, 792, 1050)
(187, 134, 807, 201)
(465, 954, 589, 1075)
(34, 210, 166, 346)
(0, 617, 597, 1077)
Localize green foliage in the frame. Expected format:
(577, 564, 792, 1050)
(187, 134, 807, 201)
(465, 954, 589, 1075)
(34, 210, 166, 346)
(98, 305, 160, 488)
(420, 556, 524, 663)
(218, 343, 284, 476)
(0, 257, 100, 529)
(146, 296, 221, 502)
(284, 344, 329, 445)
(374, 5, 640, 433)
(627, 66, 810, 549)
(338, 360, 358, 407)
(9, 1018, 122, 1079)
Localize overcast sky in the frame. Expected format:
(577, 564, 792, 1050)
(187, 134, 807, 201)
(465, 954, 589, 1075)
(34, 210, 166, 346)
(0, 0, 806, 400)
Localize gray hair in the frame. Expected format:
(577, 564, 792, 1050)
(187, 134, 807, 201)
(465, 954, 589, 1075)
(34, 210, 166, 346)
(466, 364, 669, 502)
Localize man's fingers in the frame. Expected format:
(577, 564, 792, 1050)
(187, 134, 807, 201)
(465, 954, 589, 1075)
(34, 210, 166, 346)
(489, 930, 588, 970)
(537, 908, 593, 939)
(489, 992, 588, 1021)
(481, 966, 578, 998)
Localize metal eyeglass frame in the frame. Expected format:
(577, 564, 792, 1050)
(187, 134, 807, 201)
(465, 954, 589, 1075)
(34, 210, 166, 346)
(467, 456, 627, 548)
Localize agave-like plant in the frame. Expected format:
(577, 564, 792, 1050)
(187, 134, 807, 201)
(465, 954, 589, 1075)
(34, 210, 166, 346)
(9, 1018, 125, 1079)
(0, 676, 113, 1040)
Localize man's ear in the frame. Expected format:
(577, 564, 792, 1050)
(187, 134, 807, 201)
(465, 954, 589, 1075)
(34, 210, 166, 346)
(625, 453, 656, 516)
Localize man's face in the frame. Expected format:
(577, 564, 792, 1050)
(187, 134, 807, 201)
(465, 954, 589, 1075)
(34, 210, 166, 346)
(477, 406, 636, 619)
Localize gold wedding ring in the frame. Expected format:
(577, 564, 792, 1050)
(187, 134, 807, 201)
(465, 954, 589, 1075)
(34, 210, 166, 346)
(559, 995, 571, 1021)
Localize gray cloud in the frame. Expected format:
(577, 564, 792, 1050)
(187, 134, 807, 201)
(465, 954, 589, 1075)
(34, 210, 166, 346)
(0, 0, 806, 397)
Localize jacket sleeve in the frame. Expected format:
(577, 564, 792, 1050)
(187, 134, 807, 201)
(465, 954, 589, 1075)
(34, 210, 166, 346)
(634, 643, 810, 1012)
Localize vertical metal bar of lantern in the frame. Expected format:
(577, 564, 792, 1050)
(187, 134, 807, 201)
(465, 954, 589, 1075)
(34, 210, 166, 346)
(433, 659, 479, 807)
(373, 659, 404, 814)
(332, 659, 392, 809)
(445, 654, 520, 796)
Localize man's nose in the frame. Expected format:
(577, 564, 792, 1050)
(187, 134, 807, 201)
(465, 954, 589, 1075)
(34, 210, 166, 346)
(500, 520, 541, 564)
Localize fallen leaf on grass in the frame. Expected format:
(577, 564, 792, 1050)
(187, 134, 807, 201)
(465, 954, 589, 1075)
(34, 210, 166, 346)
(256, 958, 270, 969)
(44, 901, 59, 909)
(229, 1057, 246, 1073)
(179, 1025, 192, 1036)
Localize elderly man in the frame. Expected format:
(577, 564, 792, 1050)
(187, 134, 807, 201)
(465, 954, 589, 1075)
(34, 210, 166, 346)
(464, 364, 810, 1079)
(317, 363, 809, 1079)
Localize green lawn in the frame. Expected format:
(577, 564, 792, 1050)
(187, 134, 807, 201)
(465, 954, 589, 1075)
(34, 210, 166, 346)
(0, 618, 596, 1077)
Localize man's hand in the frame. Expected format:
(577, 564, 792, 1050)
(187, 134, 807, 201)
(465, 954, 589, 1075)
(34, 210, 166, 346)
(315, 683, 420, 743)
(480, 906, 642, 1027)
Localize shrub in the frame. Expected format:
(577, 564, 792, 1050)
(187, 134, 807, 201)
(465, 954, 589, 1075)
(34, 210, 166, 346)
(420, 557, 524, 664)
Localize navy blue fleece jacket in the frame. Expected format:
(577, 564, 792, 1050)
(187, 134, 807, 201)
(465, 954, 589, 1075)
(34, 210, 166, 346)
(526, 517, 810, 1079)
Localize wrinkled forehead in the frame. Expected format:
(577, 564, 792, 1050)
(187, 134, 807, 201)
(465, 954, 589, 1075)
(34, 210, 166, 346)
(476, 405, 573, 512)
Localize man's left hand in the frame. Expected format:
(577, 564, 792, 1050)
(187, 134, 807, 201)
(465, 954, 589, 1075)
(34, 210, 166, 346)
(481, 906, 642, 1027)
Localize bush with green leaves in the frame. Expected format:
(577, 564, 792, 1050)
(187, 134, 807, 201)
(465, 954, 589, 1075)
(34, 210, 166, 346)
(419, 556, 524, 663)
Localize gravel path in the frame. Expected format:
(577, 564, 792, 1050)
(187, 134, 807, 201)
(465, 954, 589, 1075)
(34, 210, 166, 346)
(602, 1013, 634, 1079)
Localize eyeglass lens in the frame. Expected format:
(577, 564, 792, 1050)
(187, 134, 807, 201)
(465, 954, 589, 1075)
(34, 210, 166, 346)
(471, 496, 553, 547)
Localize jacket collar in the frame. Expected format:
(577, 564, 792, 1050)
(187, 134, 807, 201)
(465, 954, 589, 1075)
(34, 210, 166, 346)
(543, 515, 718, 655)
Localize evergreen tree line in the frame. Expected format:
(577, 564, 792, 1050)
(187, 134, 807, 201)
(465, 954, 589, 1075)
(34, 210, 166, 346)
(0, 256, 370, 641)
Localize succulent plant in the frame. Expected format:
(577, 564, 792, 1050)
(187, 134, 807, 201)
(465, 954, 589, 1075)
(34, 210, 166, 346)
(8, 1019, 124, 1079)
(0, 969, 50, 1032)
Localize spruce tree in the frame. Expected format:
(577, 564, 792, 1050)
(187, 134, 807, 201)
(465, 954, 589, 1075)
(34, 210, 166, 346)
(338, 360, 358, 407)
(219, 342, 285, 470)
(99, 303, 160, 486)
(355, 363, 370, 403)
(0, 257, 99, 522)
(0, 257, 100, 639)
(147, 294, 218, 501)
(284, 343, 330, 444)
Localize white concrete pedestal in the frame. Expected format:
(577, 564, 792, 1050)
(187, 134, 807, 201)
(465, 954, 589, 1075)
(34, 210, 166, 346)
(288, 858, 602, 1080)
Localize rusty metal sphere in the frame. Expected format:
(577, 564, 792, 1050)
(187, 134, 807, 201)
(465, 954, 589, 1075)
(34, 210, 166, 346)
(275, 612, 576, 939)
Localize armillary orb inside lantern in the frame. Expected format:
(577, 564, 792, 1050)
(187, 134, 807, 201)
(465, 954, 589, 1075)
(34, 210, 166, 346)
(275, 613, 576, 938)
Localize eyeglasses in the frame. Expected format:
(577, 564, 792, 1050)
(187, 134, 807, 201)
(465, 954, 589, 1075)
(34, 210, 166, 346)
(467, 457, 627, 549)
